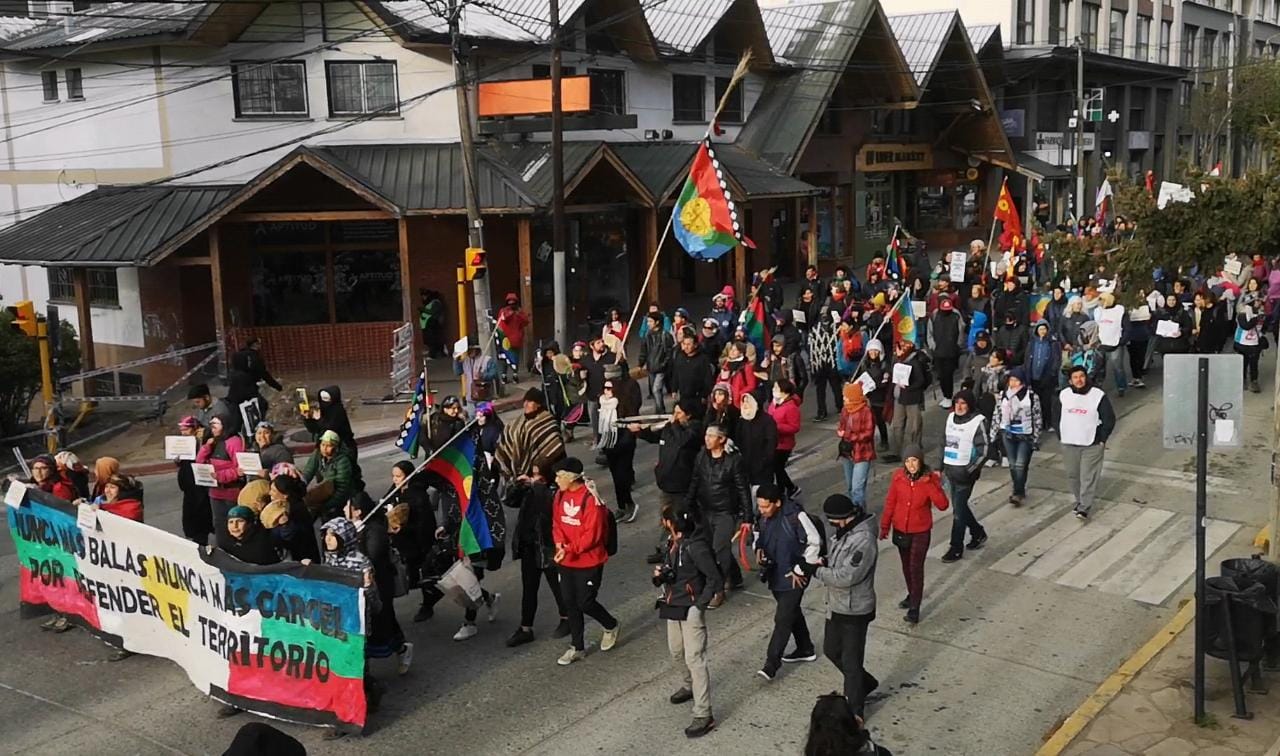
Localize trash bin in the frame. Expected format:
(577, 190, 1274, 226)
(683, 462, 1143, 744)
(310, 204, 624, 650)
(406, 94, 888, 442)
(1222, 557, 1280, 659)
(1205, 575, 1277, 718)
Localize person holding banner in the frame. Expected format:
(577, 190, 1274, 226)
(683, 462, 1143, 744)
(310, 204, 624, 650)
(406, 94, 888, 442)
(319, 517, 381, 737)
(261, 475, 319, 563)
(53, 450, 89, 500)
(346, 493, 414, 675)
(22, 454, 76, 501)
(220, 505, 277, 566)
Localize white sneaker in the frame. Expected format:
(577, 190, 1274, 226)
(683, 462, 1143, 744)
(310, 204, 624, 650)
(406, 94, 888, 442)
(486, 592, 501, 623)
(397, 642, 414, 675)
(600, 624, 620, 652)
(453, 623, 478, 641)
(939, 398, 953, 409)
(625, 501, 640, 524)
(1001, 458, 1011, 468)
(557, 647, 586, 666)
(984, 459, 997, 468)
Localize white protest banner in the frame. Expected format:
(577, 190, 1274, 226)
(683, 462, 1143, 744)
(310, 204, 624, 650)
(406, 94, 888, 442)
(192, 463, 218, 487)
(235, 453, 263, 476)
(8, 486, 368, 733)
(1155, 320, 1181, 338)
(892, 363, 913, 386)
(1156, 181, 1193, 210)
(165, 435, 198, 461)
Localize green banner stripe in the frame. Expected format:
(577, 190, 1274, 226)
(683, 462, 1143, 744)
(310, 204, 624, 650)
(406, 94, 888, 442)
(260, 617, 365, 677)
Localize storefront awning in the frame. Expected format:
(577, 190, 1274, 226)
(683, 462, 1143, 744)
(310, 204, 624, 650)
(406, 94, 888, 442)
(1014, 152, 1070, 181)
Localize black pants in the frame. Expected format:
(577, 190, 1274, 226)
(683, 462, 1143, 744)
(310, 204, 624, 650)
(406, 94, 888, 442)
(765, 588, 813, 672)
(1128, 340, 1150, 380)
(774, 449, 797, 495)
(1033, 379, 1056, 429)
(934, 356, 959, 400)
(812, 368, 842, 417)
(705, 511, 743, 589)
(1243, 349, 1261, 382)
(606, 443, 636, 509)
(520, 556, 566, 628)
(558, 565, 617, 651)
(869, 404, 889, 445)
(824, 612, 878, 717)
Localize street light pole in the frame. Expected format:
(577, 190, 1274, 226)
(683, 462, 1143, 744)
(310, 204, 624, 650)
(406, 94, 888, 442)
(550, 0, 568, 348)
(1075, 38, 1086, 222)
(450, 0, 492, 347)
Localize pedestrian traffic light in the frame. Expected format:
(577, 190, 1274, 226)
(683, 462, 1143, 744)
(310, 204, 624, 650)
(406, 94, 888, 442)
(465, 247, 487, 281)
(5, 299, 36, 337)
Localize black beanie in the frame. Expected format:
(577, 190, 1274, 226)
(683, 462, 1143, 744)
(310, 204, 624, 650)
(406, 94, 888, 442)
(823, 494, 858, 520)
(523, 387, 545, 406)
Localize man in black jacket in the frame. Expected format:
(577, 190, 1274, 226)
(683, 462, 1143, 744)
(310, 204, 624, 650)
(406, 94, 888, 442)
(884, 340, 927, 462)
(639, 311, 675, 414)
(670, 333, 714, 407)
(993, 312, 1030, 366)
(226, 338, 284, 426)
(993, 278, 1029, 326)
(928, 298, 964, 408)
(633, 400, 704, 564)
(684, 424, 753, 606)
(581, 337, 615, 442)
(655, 505, 722, 739)
(735, 394, 777, 496)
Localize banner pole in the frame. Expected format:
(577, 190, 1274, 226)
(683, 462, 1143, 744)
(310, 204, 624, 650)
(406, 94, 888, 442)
(367, 417, 479, 523)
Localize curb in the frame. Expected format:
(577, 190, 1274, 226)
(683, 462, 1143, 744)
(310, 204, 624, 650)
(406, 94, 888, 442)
(1035, 600, 1196, 756)
(123, 391, 528, 479)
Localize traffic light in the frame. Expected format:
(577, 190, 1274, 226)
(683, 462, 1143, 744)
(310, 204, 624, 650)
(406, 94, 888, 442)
(5, 299, 36, 337)
(465, 247, 487, 281)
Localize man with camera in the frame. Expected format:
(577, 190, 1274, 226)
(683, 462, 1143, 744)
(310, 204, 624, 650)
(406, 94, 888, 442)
(653, 505, 723, 739)
(753, 484, 822, 682)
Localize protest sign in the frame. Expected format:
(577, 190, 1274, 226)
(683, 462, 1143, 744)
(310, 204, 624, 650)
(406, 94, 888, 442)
(892, 363, 913, 386)
(165, 436, 197, 461)
(949, 254, 966, 283)
(235, 453, 263, 476)
(7, 486, 367, 732)
(192, 463, 217, 487)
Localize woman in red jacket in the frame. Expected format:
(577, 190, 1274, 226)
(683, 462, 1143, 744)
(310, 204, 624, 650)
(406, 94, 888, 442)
(718, 342, 758, 408)
(26, 454, 77, 501)
(551, 457, 619, 666)
(880, 445, 948, 624)
(766, 378, 802, 498)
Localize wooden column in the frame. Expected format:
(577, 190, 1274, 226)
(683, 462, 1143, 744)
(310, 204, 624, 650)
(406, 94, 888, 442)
(208, 226, 227, 369)
(643, 207, 660, 307)
(792, 198, 804, 274)
(734, 242, 748, 304)
(398, 217, 418, 366)
(807, 195, 819, 267)
(70, 268, 95, 373)
(517, 216, 534, 338)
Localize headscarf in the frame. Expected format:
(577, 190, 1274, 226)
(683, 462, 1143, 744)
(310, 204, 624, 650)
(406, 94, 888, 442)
(321, 518, 371, 573)
(93, 456, 120, 494)
(842, 382, 867, 413)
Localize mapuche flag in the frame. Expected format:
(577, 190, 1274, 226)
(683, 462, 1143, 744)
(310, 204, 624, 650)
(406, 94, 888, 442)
(889, 292, 917, 347)
(425, 433, 494, 556)
(672, 138, 754, 261)
(394, 371, 430, 458)
(739, 294, 769, 356)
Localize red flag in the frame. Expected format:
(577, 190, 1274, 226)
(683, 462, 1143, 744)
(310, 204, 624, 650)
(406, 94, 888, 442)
(993, 180, 1022, 240)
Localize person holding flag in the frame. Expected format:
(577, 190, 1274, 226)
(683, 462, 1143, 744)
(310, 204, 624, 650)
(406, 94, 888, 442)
(883, 293, 926, 462)
(496, 293, 530, 380)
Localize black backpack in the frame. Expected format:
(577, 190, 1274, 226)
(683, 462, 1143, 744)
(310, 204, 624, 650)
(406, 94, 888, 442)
(786, 499, 828, 559)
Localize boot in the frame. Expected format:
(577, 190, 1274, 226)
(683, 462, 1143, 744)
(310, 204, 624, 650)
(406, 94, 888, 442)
(1251, 379, 1262, 394)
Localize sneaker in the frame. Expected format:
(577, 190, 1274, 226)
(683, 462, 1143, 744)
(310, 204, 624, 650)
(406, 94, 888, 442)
(1001, 458, 1010, 468)
(1251, 380, 1262, 394)
(707, 593, 725, 610)
(940, 550, 963, 563)
(684, 716, 716, 738)
(625, 501, 640, 524)
(506, 628, 535, 648)
(898, 597, 910, 609)
(322, 729, 348, 741)
(670, 687, 694, 704)
(600, 624, 620, 652)
(1132, 379, 1147, 388)
(453, 623, 479, 642)
(967, 533, 988, 550)
(486, 592, 501, 623)
(40, 616, 60, 631)
(50, 616, 71, 633)
(1074, 510, 1089, 521)
(939, 398, 953, 409)
(413, 604, 433, 623)
(216, 704, 243, 719)
(782, 649, 817, 663)
(646, 549, 665, 565)
(756, 668, 776, 682)
(904, 610, 920, 624)
(984, 459, 997, 468)
(1010, 495, 1023, 507)
(397, 642, 414, 675)
(557, 647, 586, 666)
(552, 618, 571, 639)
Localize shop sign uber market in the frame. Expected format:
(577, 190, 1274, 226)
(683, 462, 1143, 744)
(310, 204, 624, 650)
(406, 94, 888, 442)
(856, 143, 934, 172)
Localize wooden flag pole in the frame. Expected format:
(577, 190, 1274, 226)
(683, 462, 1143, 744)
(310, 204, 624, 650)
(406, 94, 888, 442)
(984, 176, 1006, 278)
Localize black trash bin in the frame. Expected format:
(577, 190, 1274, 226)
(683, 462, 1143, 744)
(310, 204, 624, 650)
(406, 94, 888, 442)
(1222, 557, 1280, 661)
(1205, 575, 1277, 718)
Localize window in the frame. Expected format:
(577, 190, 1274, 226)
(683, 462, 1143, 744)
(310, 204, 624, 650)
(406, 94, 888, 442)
(912, 184, 981, 231)
(41, 70, 57, 102)
(71, 0, 92, 10)
(334, 250, 402, 323)
(1154, 89, 1170, 131)
(1129, 87, 1147, 129)
(1202, 29, 1216, 68)
(1135, 17, 1150, 60)
(48, 267, 118, 305)
(1182, 26, 1197, 68)
(1016, 0, 1034, 44)
(1180, 80, 1193, 106)
(714, 76, 743, 122)
(1108, 10, 1125, 55)
(325, 61, 398, 116)
(671, 74, 705, 122)
(65, 68, 83, 99)
(1082, 4, 1100, 50)
(47, 268, 74, 301)
(1050, 0, 1070, 45)
(531, 64, 577, 78)
(1159, 21, 1171, 64)
(589, 68, 625, 115)
(251, 251, 328, 326)
(233, 61, 307, 117)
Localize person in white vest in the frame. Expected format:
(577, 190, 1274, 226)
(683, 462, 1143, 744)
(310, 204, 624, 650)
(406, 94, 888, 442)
(991, 367, 1043, 507)
(1234, 284, 1267, 394)
(1058, 365, 1117, 520)
(939, 389, 989, 563)
(1092, 292, 1141, 395)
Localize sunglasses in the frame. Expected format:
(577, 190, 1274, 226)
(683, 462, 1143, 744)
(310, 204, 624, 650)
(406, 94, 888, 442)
(604, 384, 615, 391)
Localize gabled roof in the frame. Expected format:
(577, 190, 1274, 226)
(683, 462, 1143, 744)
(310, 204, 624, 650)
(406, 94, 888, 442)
(967, 23, 998, 53)
(0, 2, 204, 52)
(888, 11, 957, 89)
(611, 142, 699, 198)
(370, 0, 589, 43)
(611, 141, 820, 200)
(483, 140, 604, 205)
(645, 0, 736, 55)
(0, 184, 236, 266)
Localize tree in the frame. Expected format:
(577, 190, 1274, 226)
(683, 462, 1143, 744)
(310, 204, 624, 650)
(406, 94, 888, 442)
(1231, 59, 1280, 152)
(1187, 74, 1231, 169)
(0, 312, 80, 437)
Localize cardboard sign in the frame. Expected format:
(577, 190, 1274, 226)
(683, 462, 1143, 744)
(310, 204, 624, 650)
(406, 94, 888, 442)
(192, 463, 218, 487)
(165, 435, 198, 461)
(235, 452, 263, 475)
(5, 480, 25, 509)
(949, 254, 967, 283)
(912, 301, 927, 319)
(892, 363, 913, 386)
(1224, 259, 1243, 277)
(792, 309, 807, 325)
(1155, 320, 1181, 338)
(856, 372, 878, 396)
(76, 502, 98, 530)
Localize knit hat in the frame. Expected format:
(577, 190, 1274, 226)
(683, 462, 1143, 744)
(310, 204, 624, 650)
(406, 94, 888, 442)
(30, 453, 54, 471)
(822, 494, 858, 520)
(720, 284, 735, 300)
(1007, 366, 1028, 384)
(186, 384, 210, 400)
(953, 388, 977, 409)
(259, 499, 288, 529)
(318, 430, 341, 445)
(227, 505, 255, 522)
(676, 398, 701, 417)
(523, 387, 546, 406)
(866, 338, 884, 354)
(255, 420, 275, 432)
(901, 444, 924, 463)
(178, 415, 199, 430)
(712, 382, 732, 396)
(675, 307, 690, 319)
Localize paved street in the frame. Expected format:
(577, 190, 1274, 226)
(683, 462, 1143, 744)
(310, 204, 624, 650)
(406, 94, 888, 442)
(1, 359, 1273, 755)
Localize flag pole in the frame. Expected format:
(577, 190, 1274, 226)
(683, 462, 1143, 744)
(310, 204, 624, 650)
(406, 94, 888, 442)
(984, 177, 1006, 279)
(366, 417, 480, 524)
(616, 50, 754, 364)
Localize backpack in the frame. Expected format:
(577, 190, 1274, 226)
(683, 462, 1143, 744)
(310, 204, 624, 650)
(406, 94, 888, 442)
(584, 479, 619, 556)
(914, 351, 934, 390)
(787, 499, 828, 559)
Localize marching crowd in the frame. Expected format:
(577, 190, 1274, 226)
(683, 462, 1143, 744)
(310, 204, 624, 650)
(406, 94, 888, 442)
(11, 239, 1277, 754)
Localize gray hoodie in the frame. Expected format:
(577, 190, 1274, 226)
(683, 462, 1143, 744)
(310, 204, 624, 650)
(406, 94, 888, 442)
(814, 513, 878, 617)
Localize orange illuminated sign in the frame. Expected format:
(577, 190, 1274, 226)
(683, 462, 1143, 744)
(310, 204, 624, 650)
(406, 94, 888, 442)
(478, 76, 591, 117)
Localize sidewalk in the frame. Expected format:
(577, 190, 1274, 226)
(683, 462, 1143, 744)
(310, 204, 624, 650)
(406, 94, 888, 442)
(1052, 600, 1280, 756)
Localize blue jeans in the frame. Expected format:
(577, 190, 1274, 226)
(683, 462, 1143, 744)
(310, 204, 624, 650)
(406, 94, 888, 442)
(648, 372, 668, 414)
(946, 476, 985, 553)
(1002, 434, 1034, 497)
(842, 458, 871, 509)
(1101, 347, 1129, 392)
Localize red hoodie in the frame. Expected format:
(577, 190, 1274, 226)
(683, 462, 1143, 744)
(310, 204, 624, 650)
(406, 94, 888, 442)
(767, 395, 802, 451)
(880, 468, 949, 537)
(551, 484, 609, 569)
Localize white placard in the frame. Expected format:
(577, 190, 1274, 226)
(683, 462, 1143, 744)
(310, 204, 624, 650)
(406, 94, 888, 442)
(165, 435, 198, 461)
(911, 301, 927, 319)
(1155, 320, 1181, 338)
(792, 309, 806, 325)
(77, 503, 98, 529)
(5, 480, 25, 509)
(1146, 290, 1163, 311)
(235, 452, 263, 475)
(1129, 306, 1151, 322)
(856, 372, 878, 396)
(892, 363, 913, 386)
(830, 311, 842, 324)
(1224, 259, 1243, 277)
(949, 254, 967, 283)
(192, 463, 217, 487)
(1215, 419, 1236, 445)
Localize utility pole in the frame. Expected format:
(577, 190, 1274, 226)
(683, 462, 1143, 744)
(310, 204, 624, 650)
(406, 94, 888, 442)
(1075, 38, 1086, 223)
(550, 0, 568, 348)
(1269, 341, 1280, 561)
(449, 0, 492, 347)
